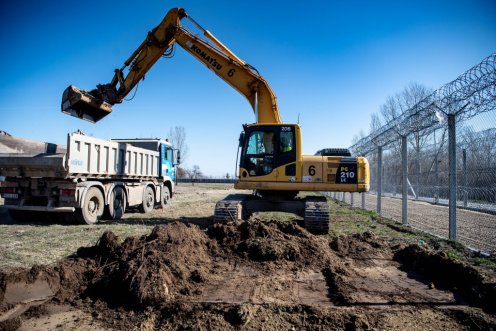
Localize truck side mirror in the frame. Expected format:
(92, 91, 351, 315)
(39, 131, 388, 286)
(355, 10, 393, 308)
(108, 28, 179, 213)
(175, 150, 181, 165)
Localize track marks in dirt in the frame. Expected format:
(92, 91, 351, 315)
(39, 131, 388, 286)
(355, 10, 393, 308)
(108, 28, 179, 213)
(188, 262, 330, 306)
(329, 233, 458, 306)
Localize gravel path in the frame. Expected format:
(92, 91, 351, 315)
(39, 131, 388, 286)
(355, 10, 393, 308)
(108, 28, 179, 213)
(339, 192, 496, 254)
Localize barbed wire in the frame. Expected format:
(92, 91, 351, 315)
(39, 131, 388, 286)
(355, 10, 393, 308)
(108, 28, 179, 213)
(350, 53, 496, 155)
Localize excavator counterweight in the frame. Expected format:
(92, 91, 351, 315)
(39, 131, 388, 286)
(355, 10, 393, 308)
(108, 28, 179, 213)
(62, 86, 113, 123)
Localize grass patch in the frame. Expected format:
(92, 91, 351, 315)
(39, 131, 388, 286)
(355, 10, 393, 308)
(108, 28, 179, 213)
(1, 186, 494, 279)
(0, 223, 153, 269)
(253, 211, 301, 222)
(328, 198, 446, 244)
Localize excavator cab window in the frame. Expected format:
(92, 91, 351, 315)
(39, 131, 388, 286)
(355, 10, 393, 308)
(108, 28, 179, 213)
(244, 130, 275, 176)
(279, 131, 294, 153)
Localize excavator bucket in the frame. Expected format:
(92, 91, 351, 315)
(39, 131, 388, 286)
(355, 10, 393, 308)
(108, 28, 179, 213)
(61, 85, 112, 123)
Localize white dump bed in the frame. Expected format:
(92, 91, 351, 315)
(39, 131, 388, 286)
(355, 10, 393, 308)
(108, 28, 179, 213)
(0, 133, 160, 179)
(67, 132, 160, 178)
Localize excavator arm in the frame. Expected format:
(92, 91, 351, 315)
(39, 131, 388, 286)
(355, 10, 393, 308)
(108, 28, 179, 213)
(61, 7, 281, 124)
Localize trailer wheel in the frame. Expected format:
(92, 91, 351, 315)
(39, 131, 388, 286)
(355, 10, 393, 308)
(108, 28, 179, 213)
(161, 185, 171, 209)
(140, 186, 155, 213)
(108, 186, 127, 220)
(81, 187, 104, 224)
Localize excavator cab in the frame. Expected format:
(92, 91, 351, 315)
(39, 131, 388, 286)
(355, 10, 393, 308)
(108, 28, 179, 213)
(61, 86, 113, 123)
(238, 124, 298, 181)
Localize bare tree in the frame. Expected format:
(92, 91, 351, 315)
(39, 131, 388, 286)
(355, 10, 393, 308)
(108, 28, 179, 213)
(400, 83, 433, 149)
(168, 126, 189, 163)
(375, 82, 433, 190)
(176, 166, 187, 179)
(380, 95, 401, 123)
(369, 113, 383, 134)
(186, 165, 203, 185)
(378, 96, 400, 148)
(400, 83, 432, 190)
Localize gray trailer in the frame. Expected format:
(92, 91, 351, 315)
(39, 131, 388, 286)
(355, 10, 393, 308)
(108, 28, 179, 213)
(0, 132, 178, 224)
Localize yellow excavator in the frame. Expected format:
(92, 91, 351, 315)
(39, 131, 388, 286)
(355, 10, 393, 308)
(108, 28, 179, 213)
(61, 7, 369, 232)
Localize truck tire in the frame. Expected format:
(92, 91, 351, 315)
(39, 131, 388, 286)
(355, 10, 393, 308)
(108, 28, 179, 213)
(108, 186, 127, 220)
(81, 187, 104, 224)
(141, 186, 155, 213)
(161, 185, 170, 209)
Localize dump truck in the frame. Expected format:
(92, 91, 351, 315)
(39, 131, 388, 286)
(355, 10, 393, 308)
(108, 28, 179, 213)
(0, 131, 178, 224)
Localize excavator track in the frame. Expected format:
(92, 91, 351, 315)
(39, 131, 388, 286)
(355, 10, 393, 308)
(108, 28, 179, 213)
(215, 194, 330, 234)
(303, 196, 330, 233)
(214, 194, 246, 222)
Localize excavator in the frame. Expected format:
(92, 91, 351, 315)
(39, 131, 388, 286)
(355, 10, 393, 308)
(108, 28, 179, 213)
(61, 7, 369, 232)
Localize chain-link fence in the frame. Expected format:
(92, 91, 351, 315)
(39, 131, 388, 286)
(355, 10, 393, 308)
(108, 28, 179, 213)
(348, 53, 496, 254)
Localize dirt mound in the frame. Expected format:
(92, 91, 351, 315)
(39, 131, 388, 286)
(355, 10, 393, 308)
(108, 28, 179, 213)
(330, 232, 386, 257)
(71, 222, 216, 308)
(37, 219, 341, 310)
(2, 219, 496, 330)
(208, 218, 334, 267)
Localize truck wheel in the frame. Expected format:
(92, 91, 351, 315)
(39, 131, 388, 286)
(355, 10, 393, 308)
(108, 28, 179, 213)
(108, 186, 126, 220)
(81, 187, 104, 224)
(141, 186, 155, 213)
(161, 186, 171, 209)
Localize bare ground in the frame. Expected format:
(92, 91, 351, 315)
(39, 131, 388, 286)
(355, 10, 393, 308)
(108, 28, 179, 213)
(1, 184, 495, 330)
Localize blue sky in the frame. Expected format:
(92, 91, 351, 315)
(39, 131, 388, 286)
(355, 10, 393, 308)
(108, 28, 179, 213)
(1, 0, 495, 177)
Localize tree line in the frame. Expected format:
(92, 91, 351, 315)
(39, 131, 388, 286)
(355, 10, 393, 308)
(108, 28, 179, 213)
(358, 83, 496, 204)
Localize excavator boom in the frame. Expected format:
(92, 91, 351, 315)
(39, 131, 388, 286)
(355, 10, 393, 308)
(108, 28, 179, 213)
(61, 7, 281, 124)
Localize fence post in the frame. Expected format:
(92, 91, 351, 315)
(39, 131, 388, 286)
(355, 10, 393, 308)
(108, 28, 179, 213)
(435, 151, 439, 204)
(448, 114, 457, 241)
(361, 192, 365, 209)
(350, 192, 354, 207)
(377, 146, 383, 216)
(463, 149, 468, 207)
(402, 135, 408, 225)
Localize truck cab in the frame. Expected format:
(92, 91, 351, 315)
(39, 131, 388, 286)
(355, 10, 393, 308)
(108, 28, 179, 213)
(111, 138, 177, 183)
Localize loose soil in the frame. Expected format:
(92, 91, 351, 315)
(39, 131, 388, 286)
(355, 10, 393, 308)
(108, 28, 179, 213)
(1, 216, 495, 330)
